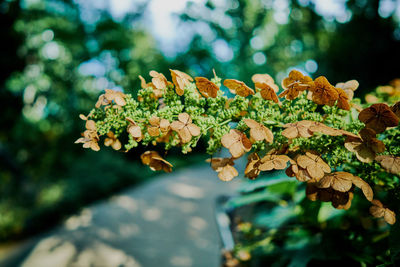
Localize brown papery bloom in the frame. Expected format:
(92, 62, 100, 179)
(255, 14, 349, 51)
(344, 128, 385, 163)
(244, 119, 274, 143)
(370, 200, 396, 225)
(375, 155, 400, 175)
(170, 69, 193, 96)
(279, 70, 312, 100)
(126, 117, 143, 142)
(150, 70, 169, 90)
(255, 82, 279, 103)
(104, 131, 122, 151)
(141, 151, 173, 173)
(297, 152, 331, 181)
(207, 158, 238, 181)
(148, 116, 170, 137)
(335, 80, 359, 101)
(310, 76, 339, 106)
(195, 77, 219, 98)
(139, 75, 163, 99)
(171, 113, 201, 143)
(223, 79, 255, 97)
(358, 103, 399, 133)
(221, 129, 252, 158)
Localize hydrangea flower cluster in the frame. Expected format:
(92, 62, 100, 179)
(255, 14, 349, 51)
(77, 69, 400, 225)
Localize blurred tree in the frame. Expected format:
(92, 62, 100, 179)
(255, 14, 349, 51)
(176, 0, 400, 97)
(0, 0, 170, 239)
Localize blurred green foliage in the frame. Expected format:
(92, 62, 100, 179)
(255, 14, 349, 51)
(1, 0, 399, 249)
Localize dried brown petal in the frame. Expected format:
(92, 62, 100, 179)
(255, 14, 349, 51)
(206, 158, 238, 181)
(141, 151, 173, 173)
(317, 172, 354, 192)
(170, 69, 193, 96)
(280, 70, 312, 100)
(359, 103, 399, 133)
(375, 155, 400, 175)
(244, 119, 274, 143)
(149, 70, 169, 90)
(255, 82, 279, 103)
(310, 76, 339, 106)
(223, 79, 255, 97)
(281, 120, 315, 139)
(297, 152, 331, 180)
(171, 113, 200, 143)
(370, 200, 396, 225)
(251, 74, 274, 86)
(258, 155, 291, 171)
(195, 77, 219, 98)
(221, 129, 252, 158)
(245, 153, 261, 179)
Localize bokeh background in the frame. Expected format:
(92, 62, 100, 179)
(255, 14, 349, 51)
(1, 0, 400, 243)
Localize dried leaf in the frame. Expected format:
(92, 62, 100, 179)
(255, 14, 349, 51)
(317, 172, 355, 193)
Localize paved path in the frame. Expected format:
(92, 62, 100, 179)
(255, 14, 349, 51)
(1, 165, 240, 267)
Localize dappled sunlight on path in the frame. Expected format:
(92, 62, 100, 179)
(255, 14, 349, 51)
(2, 165, 239, 267)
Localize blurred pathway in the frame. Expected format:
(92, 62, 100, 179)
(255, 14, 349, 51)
(1, 165, 240, 267)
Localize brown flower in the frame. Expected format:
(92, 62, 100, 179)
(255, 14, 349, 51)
(375, 155, 400, 175)
(223, 79, 255, 97)
(258, 154, 291, 171)
(104, 131, 122, 150)
(244, 119, 274, 143)
(221, 129, 252, 158)
(171, 113, 201, 143)
(95, 94, 110, 108)
(195, 77, 219, 98)
(306, 183, 354, 210)
(75, 120, 100, 151)
(391, 101, 400, 119)
(244, 153, 261, 179)
(141, 151, 173, 172)
(358, 103, 399, 133)
(344, 128, 385, 163)
(104, 89, 126, 106)
(207, 158, 238, 181)
(126, 117, 143, 142)
(335, 80, 359, 101)
(255, 82, 279, 103)
(279, 70, 312, 100)
(170, 69, 193, 96)
(282, 120, 315, 139)
(317, 171, 373, 201)
(251, 73, 274, 85)
(286, 156, 313, 182)
(147, 116, 170, 137)
(149, 70, 169, 90)
(297, 152, 331, 180)
(309, 122, 358, 138)
(139, 75, 163, 99)
(335, 87, 351, 111)
(370, 200, 396, 225)
(310, 76, 339, 106)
